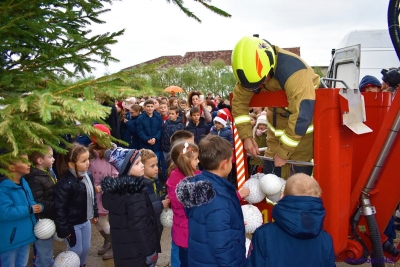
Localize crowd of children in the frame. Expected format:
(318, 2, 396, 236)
(8, 85, 400, 267)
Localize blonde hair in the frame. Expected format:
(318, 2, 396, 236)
(140, 149, 157, 164)
(283, 173, 322, 197)
(167, 141, 199, 177)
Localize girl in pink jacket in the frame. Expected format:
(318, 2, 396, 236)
(88, 124, 118, 260)
(166, 141, 200, 267)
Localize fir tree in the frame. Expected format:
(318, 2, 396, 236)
(0, 0, 230, 173)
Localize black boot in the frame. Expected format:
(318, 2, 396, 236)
(97, 230, 111, 255)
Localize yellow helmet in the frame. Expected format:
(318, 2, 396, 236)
(231, 36, 276, 92)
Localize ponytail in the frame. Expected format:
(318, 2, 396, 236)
(168, 141, 199, 178)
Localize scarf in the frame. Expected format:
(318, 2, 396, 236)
(256, 128, 268, 137)
(69, 168, 95, 220)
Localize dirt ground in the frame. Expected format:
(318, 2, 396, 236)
(28, 226, 400, 267)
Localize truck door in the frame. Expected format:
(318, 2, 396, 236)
(326, 44, 361, 89)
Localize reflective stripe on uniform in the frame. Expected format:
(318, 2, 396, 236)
(280, 133, 300, 147)
(266, 120, 284, 137)
(306, 125, 314, 134)
(235, 115, 251, 125)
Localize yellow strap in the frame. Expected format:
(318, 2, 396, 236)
(234, 115, 251, 125)
(280, 133, 300, 147)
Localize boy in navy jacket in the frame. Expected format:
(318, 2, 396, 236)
(176, 135, 246, 267)
(246, 173, 335, 267)
(137, 99, 162, 152)
(184, 107, 210, 145)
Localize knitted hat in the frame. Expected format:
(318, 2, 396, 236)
(105, 147, 141, 175)
(256, 113, 267, 126)
(116, 101, 123, 109)
(91, 124, 110, 144)
(359, 75, 382, 92)
(253, 112, 267, 138)
(214, 113, 228, 127)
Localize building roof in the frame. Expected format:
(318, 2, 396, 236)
(122, 47, 301, 71)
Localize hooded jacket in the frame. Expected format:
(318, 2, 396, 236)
(24, 167, 56, 220)
(0, 176, 41, 253)
(176, 171, 246, 267)
(246, 195, 335, 267)
(102, 176, 160, 267)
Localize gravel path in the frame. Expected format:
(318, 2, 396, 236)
(27, 226, 399, 266)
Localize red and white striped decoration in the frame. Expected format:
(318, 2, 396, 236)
(233, 123, 246, 189)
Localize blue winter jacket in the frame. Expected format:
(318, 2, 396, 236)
(0, 176, 43, 253)
(161, 119, 184, 152)
(246, 195, 336, 267)
(123, 115, 140, 149)
(176, 171, 246, 267)
(210, 126, 233, 145)
(136, 112, 162, 151)
(184, 117, 210, 145)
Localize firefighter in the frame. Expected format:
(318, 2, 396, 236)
(231, 36, 320, 179)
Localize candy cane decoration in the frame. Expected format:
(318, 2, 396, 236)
(233, 123, 246, 189)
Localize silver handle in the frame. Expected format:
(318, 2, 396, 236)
(247, 154, 314, 166)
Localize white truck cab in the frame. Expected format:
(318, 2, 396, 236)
(325, 29, 399, 89)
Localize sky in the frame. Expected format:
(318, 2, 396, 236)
(89, 0, 391, 77)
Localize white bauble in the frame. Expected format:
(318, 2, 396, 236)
(54, 251, 80, 267)
(250, 173, 263, 180)
(241, 204, 263, 234)
(266, 192, 281, 203)
(260, 174, 282, 196)
(279, 178, 286, 195)
(160, 208, 173, 228)
(34, 219, 56, 240)
(53, 232, 64, 242)
(243, 178, 267, 204)
(245, 238, 252, 258)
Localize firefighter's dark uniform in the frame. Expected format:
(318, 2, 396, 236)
(232, 46, 320, 178)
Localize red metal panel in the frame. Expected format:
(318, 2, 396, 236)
(350, 93, 392, 190)
(314, 89, 353, 254)
(350, 92, 400, 233)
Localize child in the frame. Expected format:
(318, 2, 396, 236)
(136, 99, 162, 171)
(141, 149, 170, 243)
(165, 130, 195, 173)
(25, 146, 57, 267)
(250, 113, 257, 128)
(101, 147, 160, 267)
(210, 112, 233, 144)
(246, 173, 335, 267)
(123, 104, 142, 149)
(176, 135, 246, 267)
(210, 112, 236, 185)
(0, 152, 44, 267)
(88, 124, 119, 260)
(166, 141, 200, 267)
(184, 107, 210, 145)
(162, 106, 185, 160)
(159, 102, 169, 124)
(359, 75, 382, 92)
(249, 112, 268, 174)
(53, 143, 99, 267)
